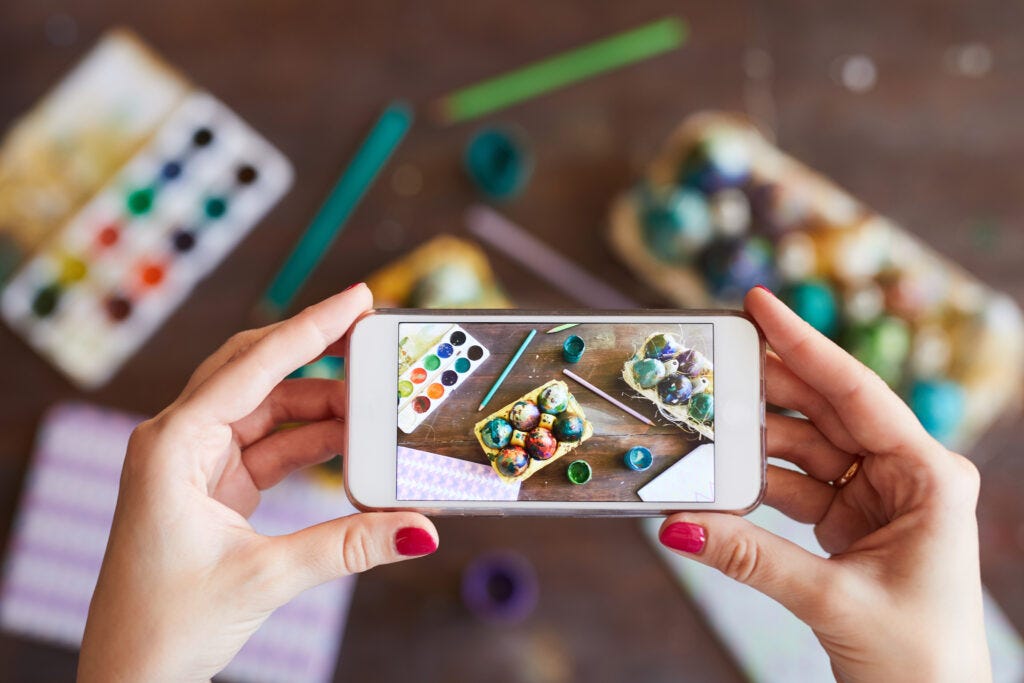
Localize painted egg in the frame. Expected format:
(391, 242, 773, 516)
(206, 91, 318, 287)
(844, 316, 910, 387)
(525, 427, 558, 461)
(688, 392, 714, 423)
(643, 333, 684, 361)
(495, 446, 530, 478)
(537, 383, 569, 414)
(552, 413, 585, 443)
(746, 182, 810, 237)
(480, 418, 513, 450)
(631, 358, 666, 389)
(640, 186, 713, 262)
(658, 373, 693, 405)
(679, 132, 751, 193)
(507, 401, 541, 431)
(909, 380, 964, 444)
(676, 348, 697, 374)
(699, 236, 777, 301)
(782, 279, 839, 338)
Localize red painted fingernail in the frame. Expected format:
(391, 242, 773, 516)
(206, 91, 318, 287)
(659, 522, 706, 554)
(343, 282, 364, 292)
(395, 527, 437, 556)
(754, 284, 773, 296)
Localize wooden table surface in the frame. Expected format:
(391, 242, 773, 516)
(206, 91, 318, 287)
(399, 322, 712, 502)
(1, 2, 1023, 682)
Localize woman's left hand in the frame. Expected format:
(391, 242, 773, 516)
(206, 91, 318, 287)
(79, 284, 438, 683)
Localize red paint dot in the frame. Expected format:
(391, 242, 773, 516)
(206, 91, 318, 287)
(412, 396, 431, 413)
(97, 224, 120, 247)
(427, 383, 444, 399)
(139, 262, 165, 287)
(410, 367, 427, 384)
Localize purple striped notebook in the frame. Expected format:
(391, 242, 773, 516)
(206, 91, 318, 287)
(0, 402, 356, 683)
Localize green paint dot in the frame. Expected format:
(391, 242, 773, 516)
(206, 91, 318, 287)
(32, 283, 61, 317)
(455, 357, 471, 373)
(126, 187, 155, 215)
(423, 354, 440, 371)
(398, 380, 414, 398)
(204, 196, 227, 219)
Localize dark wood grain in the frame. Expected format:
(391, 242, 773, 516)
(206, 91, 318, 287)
(0, 1, 1022, 682)
(399, 322, 712, 501)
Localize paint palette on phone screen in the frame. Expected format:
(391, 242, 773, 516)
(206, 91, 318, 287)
(397, 324, 490, 434)
(0, 92, 293, 388)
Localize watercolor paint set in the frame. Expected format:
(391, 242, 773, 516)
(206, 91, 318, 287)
(0, 32, 293, 388)
(397, 324, 490, 434)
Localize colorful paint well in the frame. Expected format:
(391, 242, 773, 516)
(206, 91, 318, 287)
(397, 324, 491, 434)
(562, 334, 586, 363)
(624, 446, 654, 471)
(567, 459, 592, 485)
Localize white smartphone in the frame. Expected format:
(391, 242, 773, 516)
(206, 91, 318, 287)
(344, 310, 765, 516)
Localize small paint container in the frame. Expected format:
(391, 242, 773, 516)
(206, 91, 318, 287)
(463, 126, 533, 199)
(624, 446, 653, 471)
(562, 335, 586, 363)
(567, 459, 592, 485)
(461, 551, 539, 623)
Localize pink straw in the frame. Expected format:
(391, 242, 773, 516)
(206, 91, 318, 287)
(562, 369, 655, 426)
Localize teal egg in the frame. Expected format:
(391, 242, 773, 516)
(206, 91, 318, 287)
(553, 413, 585, 442)
(689, 392, 714, 422)
(632, 358, 667, 388)
(537, 383, 569, 414)
(783, 279, 839, 338)
(640, 186, 713, 262)
(480, 418, 513, 449)
(910, 380, 964, 444)
(844, 316, 911, 386)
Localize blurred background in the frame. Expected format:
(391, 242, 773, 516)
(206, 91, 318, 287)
(1, 1, 1023, 681)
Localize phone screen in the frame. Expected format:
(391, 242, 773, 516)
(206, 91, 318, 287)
(395, 322, 715, 503)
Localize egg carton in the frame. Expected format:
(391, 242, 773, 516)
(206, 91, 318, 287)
(473, 379, 593, 484)
(608, 111, 1024, 450)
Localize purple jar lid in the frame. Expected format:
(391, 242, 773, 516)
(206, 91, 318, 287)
(461, 551, 539, 623)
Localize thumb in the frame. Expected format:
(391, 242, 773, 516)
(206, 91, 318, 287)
(269, 511, 438, 601)
(659, 513, 834, 624)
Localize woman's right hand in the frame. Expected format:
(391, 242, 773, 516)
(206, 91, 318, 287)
(659, 286, 990, 682)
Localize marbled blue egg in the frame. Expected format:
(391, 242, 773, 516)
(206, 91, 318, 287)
(552, 413, 585, 443)
(679, 132, 752, 193)
(657, 373, 693, 405)
(643, 333, 684, 361)
(631, 358, 667, 389)
(640, 186, 713, 263)
(480, 417, 513, 450)
(699, 236, 777, 301)
(537, 383, 569, 414)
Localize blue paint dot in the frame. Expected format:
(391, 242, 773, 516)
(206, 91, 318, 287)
(437, 342, 454, 359)
(161, 161, 182, 181)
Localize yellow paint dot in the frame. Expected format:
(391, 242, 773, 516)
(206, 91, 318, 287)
(59, 255, 87, 283)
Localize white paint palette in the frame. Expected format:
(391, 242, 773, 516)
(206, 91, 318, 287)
(1, 91, 293, 388)
(397, 324, 489, 434)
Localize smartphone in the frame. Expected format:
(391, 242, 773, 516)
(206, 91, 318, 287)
(345, 310, 765, 516)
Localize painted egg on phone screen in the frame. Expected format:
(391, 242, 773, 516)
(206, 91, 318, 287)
(689, 392, 714, 422)
(658, 373, 693, 405)
(525, 427, 558, 461)
(631, 358, 666, 388)
(537, 383, 569, 414)
(552, 413, 585, 442)
(496, 445, 530, 477)
(480, 418, 513, 449)
(643, 333, 684, 361)
(507, 401, 541, 431)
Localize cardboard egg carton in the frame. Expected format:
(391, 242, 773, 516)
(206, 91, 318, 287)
(474, 379, 593, 484)
(608, 112, 1024, 450)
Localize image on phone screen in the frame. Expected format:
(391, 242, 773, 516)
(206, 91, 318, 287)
(395, 322, 714, 503)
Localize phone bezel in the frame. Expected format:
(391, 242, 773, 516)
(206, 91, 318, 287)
(345, 309, 765, 516)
